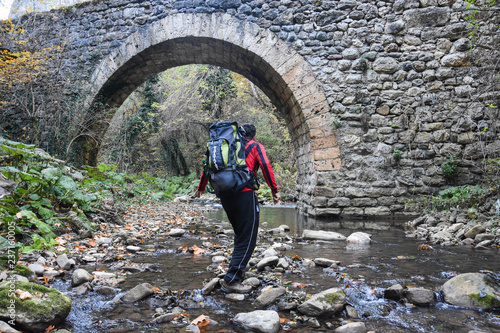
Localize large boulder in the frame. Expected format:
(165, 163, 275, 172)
(233, 310, 280, 333)
(297, 288, 346, 316)
(0, 281, 72, 332)
(441, 273, 500, 310)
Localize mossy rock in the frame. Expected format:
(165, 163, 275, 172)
(12, 265, 36, 281)
(297, 287, 346, 317)
(0, 281, 72, 332)
(441, 272, 500, 310)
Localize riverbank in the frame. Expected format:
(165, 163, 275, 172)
(2, 198, 500, 332)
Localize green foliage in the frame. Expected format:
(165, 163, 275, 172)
(464, 0, 497, 46)
(0, 137, 199, 254)
(441, 155, 459, 179)
(393, 149, 402, 159)
(414, 185, 485, 212)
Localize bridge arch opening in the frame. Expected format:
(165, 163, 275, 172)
(81, 13, 340, 202)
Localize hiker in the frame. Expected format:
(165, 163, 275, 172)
(195, 122, 280, 293)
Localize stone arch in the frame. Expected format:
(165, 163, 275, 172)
(83, 13, 340, 192)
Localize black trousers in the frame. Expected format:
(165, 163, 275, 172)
(220, 190, 259, 284)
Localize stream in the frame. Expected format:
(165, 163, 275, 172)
(54, 205, 500, 333)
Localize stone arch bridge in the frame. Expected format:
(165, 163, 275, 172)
(3, 0, 499, 217)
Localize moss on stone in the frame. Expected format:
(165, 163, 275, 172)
(318, 290, 346, 304)
(13, 264, 33, 278)
(0, 281, 72, 323)
(468, 293, 500, 308)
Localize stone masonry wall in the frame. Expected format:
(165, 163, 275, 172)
(2, 0, 500, 217)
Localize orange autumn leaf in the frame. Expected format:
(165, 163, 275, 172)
(293, 254, 302, 260)
(192, 245, 205, 255)
(292, 282, 308, 288)
(88, 239, 97, 247)
(152, 285, 161, 293)
(191, 314, 210, 326)
(124, 225, 132, 230)
(280, 318, 290, 324)
(15, 289, 32, 300)
(44, 325, 55, 333)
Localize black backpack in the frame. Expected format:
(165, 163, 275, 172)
(204, 121, 258, 196)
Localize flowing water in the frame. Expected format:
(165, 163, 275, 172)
(55, 206, 500, 333)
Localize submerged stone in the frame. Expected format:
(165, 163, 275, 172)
(302, 230, 346, 241)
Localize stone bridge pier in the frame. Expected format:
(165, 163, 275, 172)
(3, 0, 499, 217)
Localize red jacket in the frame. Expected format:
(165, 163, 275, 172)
(197, 139, 279, 194)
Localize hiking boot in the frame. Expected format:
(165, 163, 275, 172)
(220, 280, 252, 294)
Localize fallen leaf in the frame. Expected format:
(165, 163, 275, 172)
(280, 317, 290, 324)
(292, 282, 308, 288)
(152, 285, 161, 293)
(191, 314, 210, 326)
(88, 239, 97, 247)
(192, 245, 205, 255)
(15, 289, 32, 300)
(44, 325, 55, 333)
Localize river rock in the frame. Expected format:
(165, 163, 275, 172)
(151, 313, 176, 324)
(430, 230, 452, 243)
(297, 288, 346, 316)
(277, 257, 290, 270)
(244, 277, 261, 287)
(126, 245, 142, 252)
(256, 256, 279, 270)
(384, 284, 405, 301)
(464, 225, 486, 239)
(474, 233, 494, 243)
(441, 273, 500, 310)
(233, 310, 280, 333)
(226, 293, 245, 301)
(406, 287, 435, 306)
(334, 322, 367, 333)
(446, 223, 464, 233)
(121, 283, 154, 302)
(302, 230, 346, 241)
(254, 287, 286, 308)
(262, 248, 278, 257)
(27, 263, 45, 276)
(0, 281, 72, 332)
(71, 268, 93, 287)
(346, 232, 371, 244)
(314, 258, 340, 267)
(202, 278, 220, 295)
(168, 228, 186, 237)
(0, 320, 19, 333)
(56, 253, 72, 270)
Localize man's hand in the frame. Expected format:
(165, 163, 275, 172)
(272, 192, 281, 203)
(195, 190, 204, 198)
